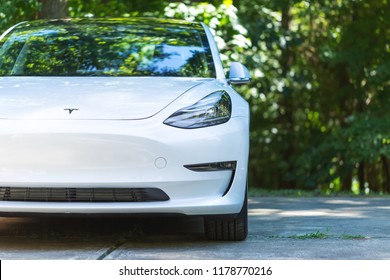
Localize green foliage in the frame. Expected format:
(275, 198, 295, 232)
(163, 1, 251, 65)
(289, 230, 330, 240)
(234, 0, 390, 192)
(0, 0, 40, 34)
(68, 0, 165, 18)
(342, 234, 367, 240)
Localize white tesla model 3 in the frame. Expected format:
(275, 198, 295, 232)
(0, 18, 250, 240)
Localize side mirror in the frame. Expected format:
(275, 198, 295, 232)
(228, 62, 251, 85)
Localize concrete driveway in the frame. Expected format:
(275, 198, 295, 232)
(1, 196, 390, 259)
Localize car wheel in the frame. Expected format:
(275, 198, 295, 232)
(204, 192, 248, 241)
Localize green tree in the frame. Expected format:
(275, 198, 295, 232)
(0, 0, 40, 33)
(235, 0, 390, 192)
(68, 0, 165, 18)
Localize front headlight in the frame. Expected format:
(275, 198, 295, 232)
(163, 91, 232, 129)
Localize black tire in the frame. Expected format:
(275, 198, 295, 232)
(204, 193, 248, 241)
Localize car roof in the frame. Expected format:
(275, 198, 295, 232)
(15, 18, 205, 31)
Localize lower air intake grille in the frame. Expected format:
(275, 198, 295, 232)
(0, 187, 169, 202)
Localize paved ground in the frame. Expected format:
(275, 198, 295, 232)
(1, 196, 390, 259)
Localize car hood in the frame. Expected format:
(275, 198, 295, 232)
(0, 77, 210, 120)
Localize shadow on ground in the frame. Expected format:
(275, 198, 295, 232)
(2, 197, 390, 259)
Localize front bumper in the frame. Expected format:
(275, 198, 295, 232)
(0, 117, 248, 215)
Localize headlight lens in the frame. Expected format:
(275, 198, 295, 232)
(163, 91, 232, 129)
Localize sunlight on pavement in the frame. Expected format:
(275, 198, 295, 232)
(248, 208, 366, 218)
(324, 200, 369, 205)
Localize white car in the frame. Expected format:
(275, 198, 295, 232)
(0, 18, 250, 241)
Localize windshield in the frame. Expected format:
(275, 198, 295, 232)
(0, 19, 216, 77)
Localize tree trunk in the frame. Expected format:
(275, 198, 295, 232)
(39, 0, 69, 19)
(381, 155, 390, 193)
(341, 171, 352, 192)
(366, 161, 381, 193)
(278, 6, 296, 189)
(358, 161, 365, 194)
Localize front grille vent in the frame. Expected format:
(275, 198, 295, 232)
(0, 187, 169, 202)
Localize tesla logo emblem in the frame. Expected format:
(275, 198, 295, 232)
(64, 108, 79, 114)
